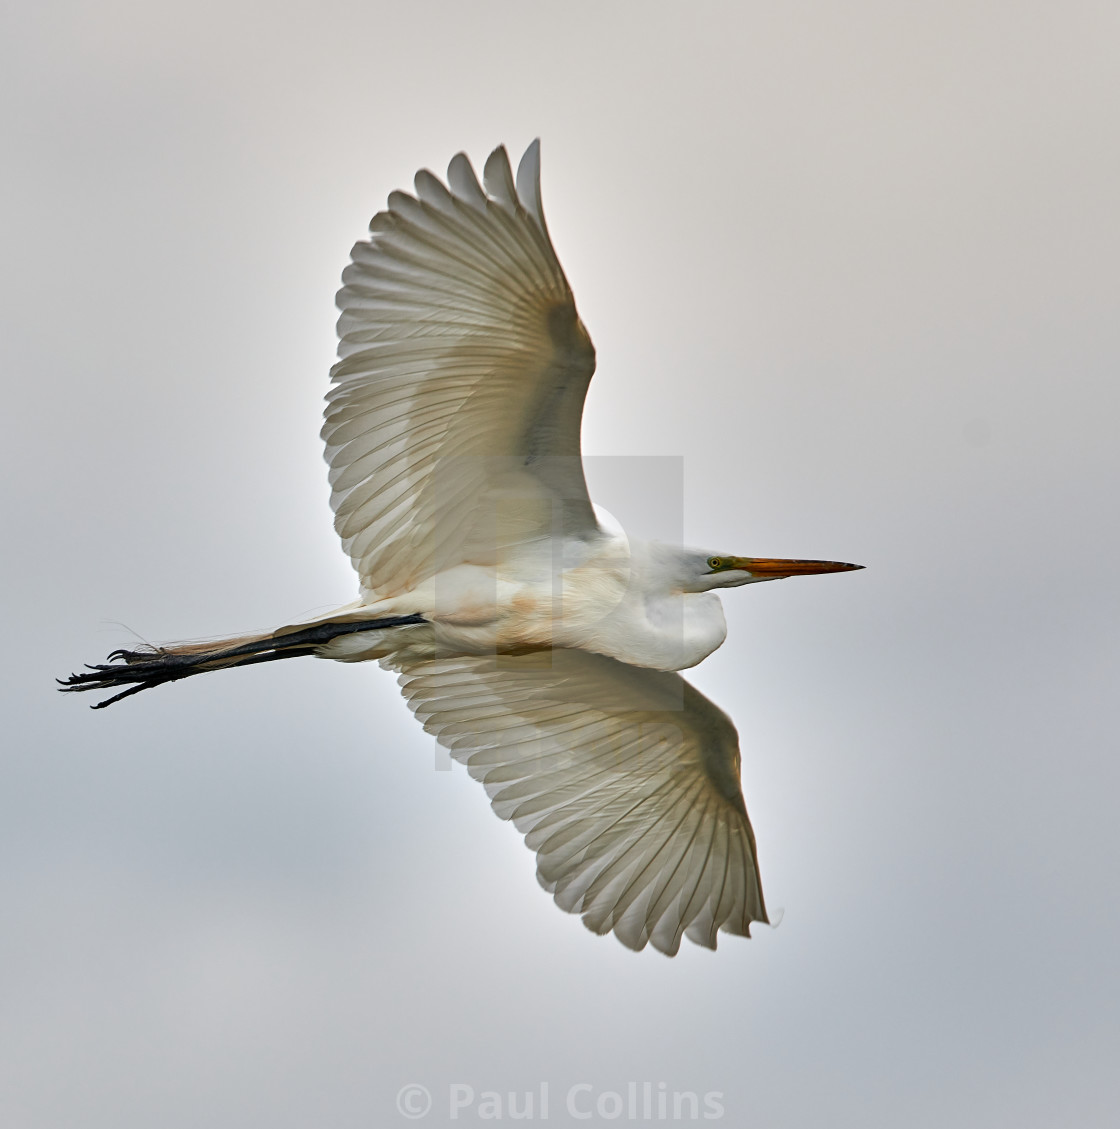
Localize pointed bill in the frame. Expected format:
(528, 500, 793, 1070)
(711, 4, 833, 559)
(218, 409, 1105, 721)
(731, 557, 864, 579)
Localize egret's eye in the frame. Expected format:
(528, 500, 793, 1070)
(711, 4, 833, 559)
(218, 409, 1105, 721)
(708, 557, 723, 571)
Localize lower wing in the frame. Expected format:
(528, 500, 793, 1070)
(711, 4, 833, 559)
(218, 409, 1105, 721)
(385, 647, 768, 955)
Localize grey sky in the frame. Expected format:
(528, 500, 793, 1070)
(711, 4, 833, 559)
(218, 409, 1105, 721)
(3, 2, 1118, 1126)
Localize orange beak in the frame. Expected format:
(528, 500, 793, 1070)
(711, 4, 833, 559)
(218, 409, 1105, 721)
(731, 556, 864, 579)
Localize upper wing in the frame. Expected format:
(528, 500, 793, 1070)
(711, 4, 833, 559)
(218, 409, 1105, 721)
(324, 142, 598, 598)
(388, 648, 768, 955)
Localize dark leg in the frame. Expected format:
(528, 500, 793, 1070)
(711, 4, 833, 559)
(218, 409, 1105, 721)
(58, 613, 426, 709)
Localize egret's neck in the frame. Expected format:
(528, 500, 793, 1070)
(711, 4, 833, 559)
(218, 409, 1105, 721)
(575, 539, 729, 672)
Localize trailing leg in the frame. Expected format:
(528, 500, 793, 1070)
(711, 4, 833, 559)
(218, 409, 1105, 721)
(58, 614, 426, 708)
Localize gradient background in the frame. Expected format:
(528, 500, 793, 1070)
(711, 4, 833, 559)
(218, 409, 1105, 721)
(3, 2, 1118, 1126)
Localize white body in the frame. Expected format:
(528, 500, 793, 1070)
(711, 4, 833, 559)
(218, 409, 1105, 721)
(318, 533, 728, 672)
(73, 143, 857, 955)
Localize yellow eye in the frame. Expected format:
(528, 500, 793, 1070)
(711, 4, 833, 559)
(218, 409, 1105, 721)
(708, 557, 722, 570)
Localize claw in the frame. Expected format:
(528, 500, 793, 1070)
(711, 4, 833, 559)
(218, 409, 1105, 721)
(90, 683, 152, 709)
(106, 647, 155, 664)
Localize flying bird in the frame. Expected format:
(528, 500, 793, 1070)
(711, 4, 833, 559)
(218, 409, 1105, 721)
(62, 142, 862, 955)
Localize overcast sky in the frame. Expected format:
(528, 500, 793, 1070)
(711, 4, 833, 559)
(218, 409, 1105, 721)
(3, 2, 1118, 1126)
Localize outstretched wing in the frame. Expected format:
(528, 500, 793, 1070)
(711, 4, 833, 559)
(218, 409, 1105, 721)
(388, 648, 768, 955)
(325, 142, 598, 599)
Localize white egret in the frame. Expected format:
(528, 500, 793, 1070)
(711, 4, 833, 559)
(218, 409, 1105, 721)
(63, 142, 861, 955)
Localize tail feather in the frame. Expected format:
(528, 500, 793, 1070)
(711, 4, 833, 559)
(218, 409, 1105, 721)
(59, 613, 425, 709)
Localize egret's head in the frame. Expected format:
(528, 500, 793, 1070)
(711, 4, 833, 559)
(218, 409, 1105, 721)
(684, 552, 864, 592)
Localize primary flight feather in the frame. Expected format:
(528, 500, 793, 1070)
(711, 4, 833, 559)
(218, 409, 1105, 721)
(62, 141, 862, 956)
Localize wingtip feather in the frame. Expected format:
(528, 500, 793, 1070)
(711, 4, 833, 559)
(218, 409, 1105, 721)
(515, 139, 543, 224)
(483, 144, 517, 209)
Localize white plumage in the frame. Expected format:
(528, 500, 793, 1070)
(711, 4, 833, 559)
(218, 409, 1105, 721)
(396, 649, 762, 956)
(64, 141, 861, 956)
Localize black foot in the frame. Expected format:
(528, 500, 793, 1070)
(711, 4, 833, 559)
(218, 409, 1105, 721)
(57, 646, 250, 708)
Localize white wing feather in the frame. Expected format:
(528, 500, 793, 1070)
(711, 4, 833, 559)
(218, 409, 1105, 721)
(388, 648, 769, 955)
(325, 142, 598, 598)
